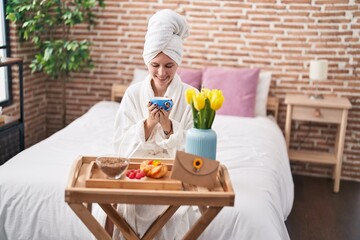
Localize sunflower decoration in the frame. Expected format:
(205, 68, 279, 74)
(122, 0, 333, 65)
(193, 158, 203, 172)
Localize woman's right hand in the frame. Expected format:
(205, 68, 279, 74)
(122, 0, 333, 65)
(147, 101, 160, 126)
(145, 102, 159, 140)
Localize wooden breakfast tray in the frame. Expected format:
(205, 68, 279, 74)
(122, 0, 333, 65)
(65, 156, 235, 240)
(85, 161, 183, 190)
(67, 156, 234, 199)
(66, 156, 235, 206)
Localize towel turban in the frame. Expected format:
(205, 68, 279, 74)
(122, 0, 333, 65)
(143, 9, 189, 66)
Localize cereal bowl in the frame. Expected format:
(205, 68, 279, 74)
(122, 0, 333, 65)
(95, 155, 129, 180)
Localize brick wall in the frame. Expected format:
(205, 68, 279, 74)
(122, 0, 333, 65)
(7, 0, 360, 181)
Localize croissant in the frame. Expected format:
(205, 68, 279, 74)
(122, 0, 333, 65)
(140, 160, 168, 179)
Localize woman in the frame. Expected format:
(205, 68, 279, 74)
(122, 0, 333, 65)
(112, 9, 197, 239)
(113, 9, 194, 159)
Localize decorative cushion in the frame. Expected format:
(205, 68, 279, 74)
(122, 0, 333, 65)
(130, 68, 148, 85)
(255, 72, 272, 117)
(202, 67, 260, 117)
(176, 68, 202, 90)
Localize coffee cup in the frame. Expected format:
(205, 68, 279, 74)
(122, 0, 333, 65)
(149, 97, 173, 111)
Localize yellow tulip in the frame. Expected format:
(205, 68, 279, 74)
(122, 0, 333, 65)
(209, 89, 224, 110)
(193, 92, 206, 111)
(201, 88, 211, 98)
(185, 88, 196, 104)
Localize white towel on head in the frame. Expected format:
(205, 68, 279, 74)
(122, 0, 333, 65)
(143, 9, 189, 65)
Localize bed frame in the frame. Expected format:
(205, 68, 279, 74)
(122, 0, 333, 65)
(111, 83, 279, 121)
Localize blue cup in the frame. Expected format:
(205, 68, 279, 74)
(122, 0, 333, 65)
(149, 97, 173, 111)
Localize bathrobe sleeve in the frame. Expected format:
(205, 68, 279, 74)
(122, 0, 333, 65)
(113, 87, 144, 157)
(113, 74, 194, 158)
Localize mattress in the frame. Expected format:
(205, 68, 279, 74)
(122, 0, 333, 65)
(0, 101, 293, 240)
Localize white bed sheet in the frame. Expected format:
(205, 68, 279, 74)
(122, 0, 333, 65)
(201, 115, 294, 239)
(0, 101, 293, 240)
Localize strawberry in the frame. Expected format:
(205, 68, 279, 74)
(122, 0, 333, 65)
(128, 172, 135, 179)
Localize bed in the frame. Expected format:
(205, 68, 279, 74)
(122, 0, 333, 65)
(0, 78, 294, 240)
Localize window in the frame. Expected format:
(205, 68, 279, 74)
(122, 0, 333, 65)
(0, 0, 11, 107)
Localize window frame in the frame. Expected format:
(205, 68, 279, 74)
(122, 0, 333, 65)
(0, 0, 13, 107)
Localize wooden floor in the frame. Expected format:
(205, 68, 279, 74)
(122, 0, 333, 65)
(285, 174, 360, 240)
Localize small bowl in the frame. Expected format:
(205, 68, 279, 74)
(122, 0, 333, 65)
(95, 155, 129, 180)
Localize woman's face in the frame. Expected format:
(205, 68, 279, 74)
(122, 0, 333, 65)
(147, 52, 178, 88)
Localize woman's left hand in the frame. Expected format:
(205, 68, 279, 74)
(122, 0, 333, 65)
(158, 108, 172, 134)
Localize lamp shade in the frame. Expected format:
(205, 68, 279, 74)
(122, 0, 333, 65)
(310, 60, 328, 80)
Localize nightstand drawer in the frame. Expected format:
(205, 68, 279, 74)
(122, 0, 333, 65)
(292, 106, 343, 123)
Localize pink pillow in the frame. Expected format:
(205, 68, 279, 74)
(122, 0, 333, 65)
(177, 68, 202, 90)
(202, 67, 260, 117)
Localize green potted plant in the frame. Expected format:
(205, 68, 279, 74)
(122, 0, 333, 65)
(6, 0, 105, 127)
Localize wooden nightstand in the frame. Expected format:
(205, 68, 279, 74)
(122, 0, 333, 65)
(284, 94, 352, 192)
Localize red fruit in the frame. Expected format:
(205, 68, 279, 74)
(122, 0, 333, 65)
(128, 172, 135, 179)
(135, 172, 142, 179)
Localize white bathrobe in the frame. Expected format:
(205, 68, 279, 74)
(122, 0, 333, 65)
(112, 74, 197, 239)
(113, 73, 194, 159)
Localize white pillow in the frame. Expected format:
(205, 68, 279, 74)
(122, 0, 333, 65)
(131, 68, 148, 85)
(255, 72, 272, 117)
